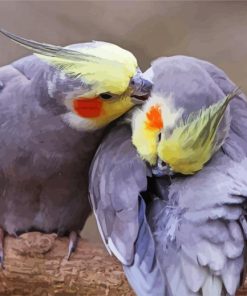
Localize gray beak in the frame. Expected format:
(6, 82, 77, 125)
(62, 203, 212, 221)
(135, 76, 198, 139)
(130, 72, 153, 104)
(152, 158, 175, 177)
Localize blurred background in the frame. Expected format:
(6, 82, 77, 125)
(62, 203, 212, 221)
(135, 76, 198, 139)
(0, 1, 247, 243)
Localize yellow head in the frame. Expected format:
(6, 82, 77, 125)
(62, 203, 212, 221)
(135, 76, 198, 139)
(132, 90, 240, 175)
(1, 30, 151, 130)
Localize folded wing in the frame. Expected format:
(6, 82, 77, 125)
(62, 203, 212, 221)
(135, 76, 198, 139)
(89, 123, 167, 295)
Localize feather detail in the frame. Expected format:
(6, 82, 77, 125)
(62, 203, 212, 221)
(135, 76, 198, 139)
(158, 89, 241, 174)
(132, 109, 160, 165)
(0, 29, 137, 95)
(131, 94, 183, 166)
(202, 276, 222, 296)
(0, 29, 100, 61)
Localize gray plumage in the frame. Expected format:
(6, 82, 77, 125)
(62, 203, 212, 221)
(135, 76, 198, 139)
(90, 124, 168, 295)
(89, 56, 247, 295)
(0, 54, 105, 236)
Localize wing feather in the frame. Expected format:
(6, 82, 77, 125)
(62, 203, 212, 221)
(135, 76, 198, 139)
(89, 124, 147, 264)
(89, 123, 167, 295)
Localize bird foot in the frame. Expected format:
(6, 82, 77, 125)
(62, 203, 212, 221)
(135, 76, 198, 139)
(0, 227, 5, 269)
(66, 231, 79, 260)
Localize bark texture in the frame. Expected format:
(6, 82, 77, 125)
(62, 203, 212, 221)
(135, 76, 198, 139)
(0, 232, 246, 296)
(0, 232, 133, 296)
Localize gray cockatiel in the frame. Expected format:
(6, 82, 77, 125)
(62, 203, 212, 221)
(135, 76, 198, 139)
(89, 56, 247, 295)
(0, 30, 151, 263)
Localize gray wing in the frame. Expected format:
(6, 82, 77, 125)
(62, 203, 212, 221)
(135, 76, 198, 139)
(89, 123, 167, 295)
(149, 152, 247, 296)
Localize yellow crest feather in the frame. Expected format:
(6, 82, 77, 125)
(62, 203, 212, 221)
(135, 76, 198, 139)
(0, 30, 137, 95)
(158, 89, 240, 174)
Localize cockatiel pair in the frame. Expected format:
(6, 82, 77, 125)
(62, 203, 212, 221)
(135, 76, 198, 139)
(1, 29, 247, 296)
(0, 30, 151, 264)
(90, 56, 247, 296)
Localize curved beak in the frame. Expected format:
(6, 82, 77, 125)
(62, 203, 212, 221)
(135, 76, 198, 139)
(152, 159, 175, 177)
(130, 72, 153, 104)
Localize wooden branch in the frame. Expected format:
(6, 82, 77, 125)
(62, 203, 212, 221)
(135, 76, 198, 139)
(0, 232, 134, 296)
(0, 232, 246, 296)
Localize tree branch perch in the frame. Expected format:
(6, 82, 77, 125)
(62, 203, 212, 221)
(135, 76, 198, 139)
(0, 232, 133, 296)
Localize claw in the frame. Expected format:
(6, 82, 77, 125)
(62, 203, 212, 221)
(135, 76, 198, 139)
(0, 227, 4, 269)
(66, 231, 79, 260)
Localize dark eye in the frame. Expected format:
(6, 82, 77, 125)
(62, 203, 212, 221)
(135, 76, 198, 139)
(158, 133, 161, 141)
(158, 160, 167, 169)
(100, 93, 113, 100)
(130, 79, 135, 86)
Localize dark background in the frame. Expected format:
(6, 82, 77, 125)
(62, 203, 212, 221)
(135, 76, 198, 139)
(0, 1, 247, 243)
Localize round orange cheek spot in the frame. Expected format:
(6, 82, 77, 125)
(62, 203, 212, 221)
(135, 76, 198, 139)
(73, 97, 103, 118)
(146, 105, 163, 130)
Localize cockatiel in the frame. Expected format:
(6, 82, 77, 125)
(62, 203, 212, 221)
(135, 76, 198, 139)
(0, 30, 151, 264)
(132, 86, 240, 176)
(89, 56, 247, 296)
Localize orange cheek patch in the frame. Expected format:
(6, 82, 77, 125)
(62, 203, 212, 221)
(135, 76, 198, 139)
(73, 97, 103, 118)
(145, 105, 163, 130)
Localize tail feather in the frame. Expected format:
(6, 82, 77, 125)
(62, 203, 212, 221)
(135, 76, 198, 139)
(202, 276, 223, 296)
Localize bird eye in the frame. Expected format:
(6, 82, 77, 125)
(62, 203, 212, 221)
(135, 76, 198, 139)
(99, 93, 113, 100)
(158, 133, 162, 142)
(130, 79, 135, 86)
(159, 161, 167, 168)
(158, 159, 167, 170)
